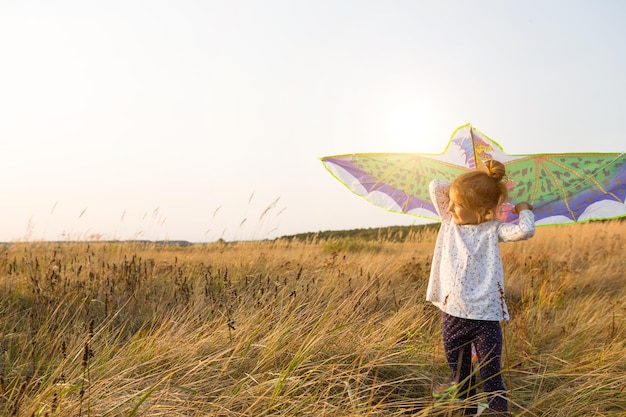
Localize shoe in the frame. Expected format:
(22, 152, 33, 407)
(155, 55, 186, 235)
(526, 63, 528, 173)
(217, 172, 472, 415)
(432, 381, 457, 398)
(475, 402, 488, 416)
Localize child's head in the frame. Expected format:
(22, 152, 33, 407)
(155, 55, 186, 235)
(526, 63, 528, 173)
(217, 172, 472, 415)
(449, 160, 508, 224)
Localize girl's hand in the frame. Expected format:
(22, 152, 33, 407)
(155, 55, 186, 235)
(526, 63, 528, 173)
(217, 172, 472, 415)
(513, 202, 533, 214)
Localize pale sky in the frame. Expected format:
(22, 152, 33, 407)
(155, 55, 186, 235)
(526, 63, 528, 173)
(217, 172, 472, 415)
(1, 1, 625, 242)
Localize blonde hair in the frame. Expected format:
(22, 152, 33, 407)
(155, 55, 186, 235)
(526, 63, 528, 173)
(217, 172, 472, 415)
(451, 160, 508, 223)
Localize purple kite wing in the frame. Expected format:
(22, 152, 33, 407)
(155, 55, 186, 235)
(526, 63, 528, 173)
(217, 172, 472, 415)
(503, 153, 626, 224)
(321, 153, 468, 220)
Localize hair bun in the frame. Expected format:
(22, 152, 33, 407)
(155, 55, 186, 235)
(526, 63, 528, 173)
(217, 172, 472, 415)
(486, 160, 506, 182)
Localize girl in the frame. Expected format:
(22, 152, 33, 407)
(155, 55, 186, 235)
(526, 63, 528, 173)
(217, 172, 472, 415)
(427, 160, 535, 416)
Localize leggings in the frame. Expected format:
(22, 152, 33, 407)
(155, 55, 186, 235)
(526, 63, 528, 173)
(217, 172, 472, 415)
(442, 312, 508, 415)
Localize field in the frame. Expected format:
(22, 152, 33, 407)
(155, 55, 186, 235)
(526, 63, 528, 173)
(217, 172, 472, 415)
(0, 221, 624, 416)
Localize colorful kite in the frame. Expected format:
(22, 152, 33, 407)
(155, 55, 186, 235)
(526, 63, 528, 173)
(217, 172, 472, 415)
(321, 123, 626, 225)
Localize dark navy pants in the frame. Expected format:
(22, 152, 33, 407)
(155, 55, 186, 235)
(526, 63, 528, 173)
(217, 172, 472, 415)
(442, 312, 508, 415)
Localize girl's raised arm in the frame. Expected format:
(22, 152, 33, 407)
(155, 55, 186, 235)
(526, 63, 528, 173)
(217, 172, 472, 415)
(498, 209, 535, 242)
(429, 180, 452, 222)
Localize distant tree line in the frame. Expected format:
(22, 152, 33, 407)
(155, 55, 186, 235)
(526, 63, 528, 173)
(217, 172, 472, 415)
(280, 223, 441, 243)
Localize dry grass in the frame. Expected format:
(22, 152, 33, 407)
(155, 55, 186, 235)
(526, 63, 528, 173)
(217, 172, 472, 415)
(0, 221, 624, 416)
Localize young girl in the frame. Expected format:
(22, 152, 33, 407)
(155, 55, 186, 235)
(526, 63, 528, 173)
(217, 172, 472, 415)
(427, 160, 535, 416)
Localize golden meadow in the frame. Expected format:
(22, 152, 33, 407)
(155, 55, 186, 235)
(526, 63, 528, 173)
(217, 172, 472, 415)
(0, 221, 624, 416)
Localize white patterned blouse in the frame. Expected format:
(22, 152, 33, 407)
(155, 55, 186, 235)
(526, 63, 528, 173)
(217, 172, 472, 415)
(426, 180, 536, 321)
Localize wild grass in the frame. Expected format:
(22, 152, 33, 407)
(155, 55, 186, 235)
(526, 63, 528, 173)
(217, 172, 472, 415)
(0, 221, 624, 416)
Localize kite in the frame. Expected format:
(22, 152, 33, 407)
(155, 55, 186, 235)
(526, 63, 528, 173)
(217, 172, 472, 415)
(321, 123, 626, 225)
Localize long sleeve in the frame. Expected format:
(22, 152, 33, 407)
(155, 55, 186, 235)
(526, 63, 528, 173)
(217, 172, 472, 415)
(429, 180, 452, 222)
(498, 210, 535, 242)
